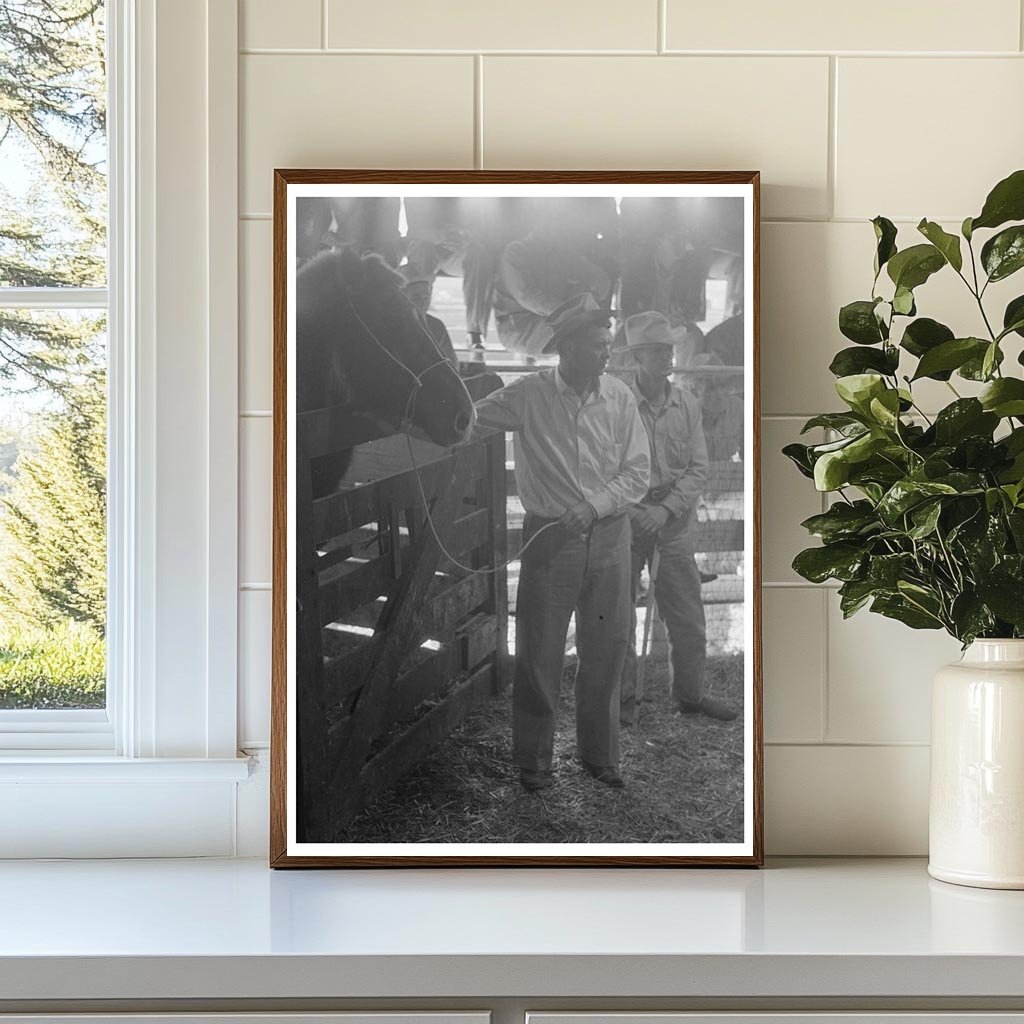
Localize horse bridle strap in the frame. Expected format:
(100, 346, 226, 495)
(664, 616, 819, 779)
(334, 277, 454, 429)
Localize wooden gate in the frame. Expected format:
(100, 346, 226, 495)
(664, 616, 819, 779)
(294, 408, 509, 841)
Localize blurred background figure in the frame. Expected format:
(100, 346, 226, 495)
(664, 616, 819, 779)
(295, 197, 401, 267)
(403, 197, 528, 351)
(491, 197, 616, 359)
(399, 265, 458, 368)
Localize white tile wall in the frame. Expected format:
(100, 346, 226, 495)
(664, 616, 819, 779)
(241, 0, 321, 50)
(835, 58, 1024, 221)
(235, 2, 1024, 854)
(240, 219, 273, 412)
(240, 54, 475, 213)
(483, 56, 831, 220)
(665, 0, 1021, 53)
(762, 588, 825, 744)
(327, 0, 658, 51)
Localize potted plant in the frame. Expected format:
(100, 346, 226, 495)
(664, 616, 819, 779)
(784, 169, 1024, 889)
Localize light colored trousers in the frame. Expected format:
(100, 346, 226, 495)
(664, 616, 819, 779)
(514, 513, 632, 773)
(620, 527, 707, 724)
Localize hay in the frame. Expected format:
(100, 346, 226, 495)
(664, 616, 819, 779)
(338, 650, 745, 845)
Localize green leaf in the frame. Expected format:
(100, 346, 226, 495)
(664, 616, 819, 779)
(962, 216, 974, 241)
(782, 442, 815, 479)
(917, 219, 963, 272)
(814, 450, 850, 491)
(950, 592, 996, 644)
(839, 300, 887, 345)
(908, 500, 942, 539)
(982, 341, 1000, 380)
(892, 286, 916, 316)
(872, 216, 898, 278)
(800, 501, 879, 543)
(877, 479, 958, 523)
(960, 344, 1004, 380)
(971, 168, 1024, 232)
(911, 337, 987, 380)
(887, 244, 946, 291)
(835, 373, 886, 413)
(981, 225, 1024, 283)
(976, 578, 1024, 629)
(871, 594, 943, 630)
(792, 542, 866, 584)
(800, 413, 865, 435)
(838, 578, 878, 618)
(1003, 295, 1024, 340)
(980, 378, 1024, 418)
(933, 399, 999, 444)
(868, 389, 902, 430)
(900, 317, 955, 360)
(829, 345, 899, 378)
(868, 552, 915, 587)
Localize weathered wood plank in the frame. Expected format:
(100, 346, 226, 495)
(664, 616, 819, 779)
(352, 662, 496, 825)
(326, 449, 477, 829)
(295, 438, 330, 843)
(318, 556, 392, 627)
(311, 484, 380, 546)
(298, 405, 389, 460)
(321, 571, 492, 706)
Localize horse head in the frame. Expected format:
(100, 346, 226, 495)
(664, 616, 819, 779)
(296, 248, 475, 449)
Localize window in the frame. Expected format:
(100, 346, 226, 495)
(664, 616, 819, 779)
(0, 1, 110, 745)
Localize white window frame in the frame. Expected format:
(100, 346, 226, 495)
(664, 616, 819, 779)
(0, 0, 249, 857)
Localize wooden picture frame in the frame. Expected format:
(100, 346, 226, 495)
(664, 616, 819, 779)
(271, 170, 762, 867)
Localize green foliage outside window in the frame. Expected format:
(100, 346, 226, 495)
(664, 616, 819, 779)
(0, 1, 107, 708)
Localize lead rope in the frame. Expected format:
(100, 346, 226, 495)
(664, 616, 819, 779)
(337, 280, 559, 576)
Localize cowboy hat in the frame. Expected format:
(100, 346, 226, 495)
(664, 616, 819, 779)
(623, 311, 676, 351)
(541, 293, 615, 354)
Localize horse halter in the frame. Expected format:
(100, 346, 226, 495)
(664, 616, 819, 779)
(330, 266, 557, 577)
(335, 277, 454, 431)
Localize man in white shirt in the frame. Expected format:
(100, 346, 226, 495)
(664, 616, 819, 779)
(475, 294, 650, 791)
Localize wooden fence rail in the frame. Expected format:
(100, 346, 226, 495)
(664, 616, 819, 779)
(295, 414, 508, 841)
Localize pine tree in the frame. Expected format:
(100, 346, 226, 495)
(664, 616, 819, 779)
(0, 0, 106, 395)
(0, 372, 105, 633)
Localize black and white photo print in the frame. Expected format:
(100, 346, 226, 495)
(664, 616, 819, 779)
(271, 171, 762, 867)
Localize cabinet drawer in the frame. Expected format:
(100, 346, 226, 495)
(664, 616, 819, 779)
(0, 1016, 490, 1024)
(528, 1017, 1024, 1024)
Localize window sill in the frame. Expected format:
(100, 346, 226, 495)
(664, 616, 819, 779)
(0, 755, 252, 782)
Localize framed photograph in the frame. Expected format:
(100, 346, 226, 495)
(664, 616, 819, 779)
(271, 170, 762, 867)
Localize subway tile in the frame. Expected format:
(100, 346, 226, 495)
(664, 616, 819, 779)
(239, 589, 272, 748)
(241, 0, 321, 50)
(482, 56, 830, 219)
(240, 416, 273, 586)
(765, 744, 929, 854)
(240, 219, 273, 411)
(760, 418, 823, 584)
(762, 588, 825, 743)
(666, 0, 1020, 53)
(328, 0, 657, 51)
(836, 58, 1024, 221)
(826, 598, 962, 744)
(241, 55, 474, 214)
(762, 221, 1023, 415)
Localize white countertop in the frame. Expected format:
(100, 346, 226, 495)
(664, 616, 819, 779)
(2, 857, 1024, 1002)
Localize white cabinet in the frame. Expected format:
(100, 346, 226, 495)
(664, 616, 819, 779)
(528, 1017, 1024, 1024)
(0, 1017, 489, 1024)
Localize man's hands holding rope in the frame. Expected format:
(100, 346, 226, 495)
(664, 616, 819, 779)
(559, 500, 598, 534)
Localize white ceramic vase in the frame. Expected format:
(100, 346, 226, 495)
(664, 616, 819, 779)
(929, 639, 1024, 889)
